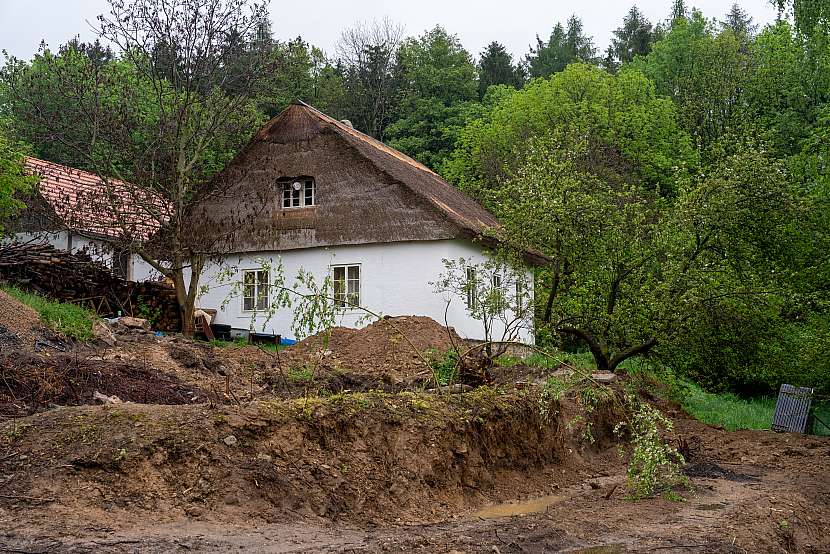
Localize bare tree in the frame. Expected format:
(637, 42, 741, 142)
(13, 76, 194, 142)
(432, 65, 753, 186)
(2, 0, 273, 335)
(336, 17, 404, 139)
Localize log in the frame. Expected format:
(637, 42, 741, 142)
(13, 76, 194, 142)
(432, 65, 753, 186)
(0, 242, 182, 331)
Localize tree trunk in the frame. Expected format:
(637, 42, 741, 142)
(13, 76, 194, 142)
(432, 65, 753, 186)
(558, 326, 611, 372)
(171, 269, 194, 337)
(609, 339, 658, 373)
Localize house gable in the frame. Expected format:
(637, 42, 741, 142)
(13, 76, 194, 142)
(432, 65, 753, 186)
(190, 104, 482, 254)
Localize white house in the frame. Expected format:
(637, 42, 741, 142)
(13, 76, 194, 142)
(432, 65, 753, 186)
(188, 102, 546, 342)
(14, 102, 546, 343)
(14, 157, 160, 282)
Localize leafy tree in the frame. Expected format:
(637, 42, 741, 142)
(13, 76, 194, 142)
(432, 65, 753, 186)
(744, 21, 830, 157)
(492, 134, 805, 372)
(0, 125, 36, 234)
(385, 26, 478, 169)
(255, 37, 344, 117)
(632, 12, 754, 152)
(609, 6, 656, 66)
(443, 64, 695, 201)
(477, 41, 524, 98)
(1, 0, 272, 335)
(774, 0, 830, 37)
(526, 16, 597, 78)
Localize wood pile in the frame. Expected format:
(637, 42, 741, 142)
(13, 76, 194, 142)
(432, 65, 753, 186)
(0, 242, 181, 331)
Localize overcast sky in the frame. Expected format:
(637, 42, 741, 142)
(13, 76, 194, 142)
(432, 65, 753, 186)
(2, 0, 781, 62)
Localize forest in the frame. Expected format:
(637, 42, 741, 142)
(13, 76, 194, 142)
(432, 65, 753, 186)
(0, 0, 828, 398)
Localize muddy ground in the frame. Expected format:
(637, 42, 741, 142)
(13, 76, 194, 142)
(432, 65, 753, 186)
(1, 390, 829, 553)
(0, 305, 828, 553)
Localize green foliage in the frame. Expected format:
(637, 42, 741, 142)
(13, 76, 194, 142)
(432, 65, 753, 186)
(525, 16, 597, 79)
(0, 124, 36, 234)
(254, 37, 344, 117)
(386, 26, 478, 169)
(135, 295, 163, 328)
(443, 63, 695, 199)
(477, 41, 524, 98)
(632, 12, 754, 151)
(4, 286, 96, 341)
(287, 365, 314, 384)
(607, 6, 656, 67)
(427, 348, 459, 386)
(615, 395, 690, 500)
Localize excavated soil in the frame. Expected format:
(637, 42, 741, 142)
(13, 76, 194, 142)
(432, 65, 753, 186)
(1, 299, 828, 552)
(0, 349, 208, 418)
(1, 391, 828, 553)
(278, 316, 464, 384)
(0, 390, 616, 537)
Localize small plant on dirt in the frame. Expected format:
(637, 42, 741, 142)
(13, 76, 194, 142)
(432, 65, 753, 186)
(432, 254, 533, 361)
(427, 348, 459, 386)
(538, 368, 616, 443)
(287, 365, 314, 384)
(615, 394, 690, 500)
(135, 295, 163, 327)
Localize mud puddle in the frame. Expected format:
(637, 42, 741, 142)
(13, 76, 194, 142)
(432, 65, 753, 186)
(471, 494, 565, 519)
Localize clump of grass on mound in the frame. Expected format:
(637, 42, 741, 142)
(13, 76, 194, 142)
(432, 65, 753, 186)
(3, 286, 96, 341)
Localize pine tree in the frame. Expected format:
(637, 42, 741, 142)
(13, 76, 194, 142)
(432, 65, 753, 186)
(526, 16, 596, 79)
(609, 6, 655, 66)
(722, 3, 758, 36)
(477, 41, 524, 98)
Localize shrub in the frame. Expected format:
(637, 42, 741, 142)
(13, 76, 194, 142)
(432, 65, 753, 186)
(616, 395, 689, 500)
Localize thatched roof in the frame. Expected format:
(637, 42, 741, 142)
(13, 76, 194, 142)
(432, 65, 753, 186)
(191, 102, 548, 266)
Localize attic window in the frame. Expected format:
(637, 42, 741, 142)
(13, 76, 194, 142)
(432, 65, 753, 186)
(282, 178, 315, 208)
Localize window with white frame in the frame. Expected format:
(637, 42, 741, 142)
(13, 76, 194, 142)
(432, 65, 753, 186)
(281, 178, 315, 208)
(466, 267, 477, 310)
(242, 268, 269, 311)
(332, 264, 360, 308)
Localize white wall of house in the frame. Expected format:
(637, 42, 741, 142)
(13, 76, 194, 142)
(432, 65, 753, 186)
(195, 239, 534, 343)
(12, 231, 158, 282)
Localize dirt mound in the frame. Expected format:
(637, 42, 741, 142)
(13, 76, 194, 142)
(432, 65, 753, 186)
(0, 390, 619, 532)
(0, 289, 41, 348)
(280, 316, 462, 384)
(0, 349, 207, 418)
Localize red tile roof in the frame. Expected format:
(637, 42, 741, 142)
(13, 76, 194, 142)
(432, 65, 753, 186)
(24, 157, 168, 241)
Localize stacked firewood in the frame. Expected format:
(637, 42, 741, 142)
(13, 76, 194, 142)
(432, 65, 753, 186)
(0, 242, 181, 331)
(0, 242, 124, 302)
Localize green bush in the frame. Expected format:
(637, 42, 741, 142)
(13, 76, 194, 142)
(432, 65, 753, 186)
(659, 300, 829, 396)
(4, 286, 96, 341)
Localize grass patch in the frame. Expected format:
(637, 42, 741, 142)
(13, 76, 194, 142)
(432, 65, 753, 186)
(287, 366, 314, 384)
(3, 286, 96, 341)
(426, 348, 459, 385)
(208, 337, 284, 352)
(680, 382, 830, 436)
